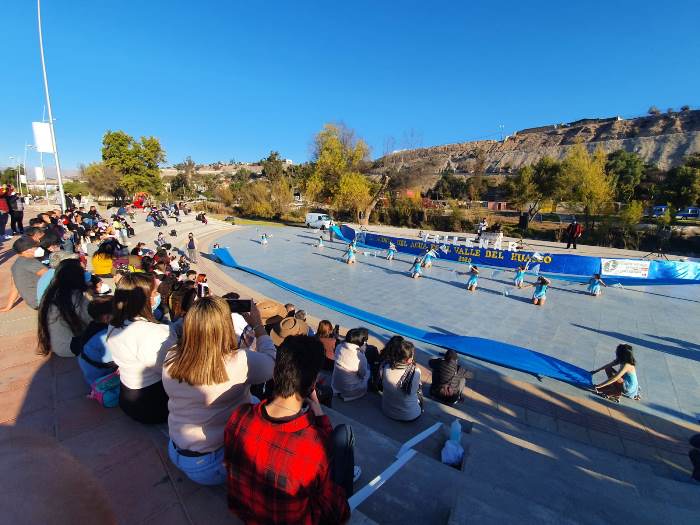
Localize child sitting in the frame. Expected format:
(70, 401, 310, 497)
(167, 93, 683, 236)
(70, 296, 117, 386)
(587, 273, 607, 296)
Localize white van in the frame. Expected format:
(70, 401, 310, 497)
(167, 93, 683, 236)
(305, 212, 334, 230)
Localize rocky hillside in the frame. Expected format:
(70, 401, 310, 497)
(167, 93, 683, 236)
(373, 110, 700, 191)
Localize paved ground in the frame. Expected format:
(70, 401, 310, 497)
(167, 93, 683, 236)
(214, 225, 700, 423)
(1, 209, 699, 524)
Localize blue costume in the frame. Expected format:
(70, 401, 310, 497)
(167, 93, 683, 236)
(410, 261, 422, 277)
(588, 279, 602, 295)
(622, 370, 639, 397)
(467, 273, 479, 288)
(345, 245, 356, 262)
(422, 249, 438, 267)
(514, 270, 525, 287)
(387, 243, 396, 260)
(533, 283, 548, 300)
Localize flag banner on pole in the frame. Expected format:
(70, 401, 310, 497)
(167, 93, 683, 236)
(19, 175, 27, 184)
(34, 167, 45, 181)
(32, 122, 54, 153)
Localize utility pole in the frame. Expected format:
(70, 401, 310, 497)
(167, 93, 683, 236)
(37, 0, 66, 212)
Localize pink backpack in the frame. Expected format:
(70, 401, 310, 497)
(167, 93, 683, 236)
(87, 371, 120, 408)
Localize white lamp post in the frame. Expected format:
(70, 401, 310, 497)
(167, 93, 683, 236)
(37, 0, 66, 212)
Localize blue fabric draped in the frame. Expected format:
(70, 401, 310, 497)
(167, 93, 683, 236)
(212, 247, 592, 386)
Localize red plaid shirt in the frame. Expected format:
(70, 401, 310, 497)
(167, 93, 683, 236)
(224, 401, 351, 525)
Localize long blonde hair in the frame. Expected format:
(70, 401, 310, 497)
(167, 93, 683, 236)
(165, 296, 237, 385)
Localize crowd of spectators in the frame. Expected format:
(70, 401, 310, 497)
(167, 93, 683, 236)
(1, 200, 477, 524)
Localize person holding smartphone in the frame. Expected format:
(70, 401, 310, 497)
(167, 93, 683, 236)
(163, 297, 275, 485)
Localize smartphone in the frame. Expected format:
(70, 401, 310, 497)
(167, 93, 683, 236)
(227, 299, 252, 313)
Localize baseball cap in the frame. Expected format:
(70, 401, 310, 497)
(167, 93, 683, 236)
(12, 236, 39, 254)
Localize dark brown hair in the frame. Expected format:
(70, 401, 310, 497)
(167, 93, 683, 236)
(110, 273, 156, 328)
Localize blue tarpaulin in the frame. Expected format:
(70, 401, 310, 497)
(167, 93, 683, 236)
(212, 247, 593, 386)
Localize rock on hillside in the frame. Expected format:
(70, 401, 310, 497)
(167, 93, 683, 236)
(374, 110, 700, 191)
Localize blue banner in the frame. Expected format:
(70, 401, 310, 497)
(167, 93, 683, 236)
(338, 226, 700, 285)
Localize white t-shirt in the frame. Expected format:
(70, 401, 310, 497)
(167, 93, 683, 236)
(106, 319, 177, 389)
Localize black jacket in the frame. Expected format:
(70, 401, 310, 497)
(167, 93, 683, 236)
(429, 358, 469, 395)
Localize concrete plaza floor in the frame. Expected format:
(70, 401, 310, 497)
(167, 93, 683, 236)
(215, 225, 700, 424)
(1, 213, 699, 523)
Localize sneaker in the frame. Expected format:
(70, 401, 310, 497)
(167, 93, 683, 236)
(353, 466, 362, 483)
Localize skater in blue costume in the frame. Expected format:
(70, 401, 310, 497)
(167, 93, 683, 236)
(386, 242, 397, 261)
(260, 233, 268, 245)
(421, 248, 439, 268)
(466, 266, 479, 292)
(344, 243, 356, 264)
(524, 276, 551, 306)
(587, 273, 607, 296)
(317, 235, 324, 248)
(410, 257, 423, 279)
(513, 265, 526, 288)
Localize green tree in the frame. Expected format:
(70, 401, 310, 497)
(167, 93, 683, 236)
(63, 180, 90, 195)
(170, 172, 191, 198)
(619, 200, 644, 227)
(662, 165, 700, 209)
(303, 171, 325, 203)
(101, 130, 165, 196)
(505, 156, 565, 220)
(606, 150, 644, 203)
(261, 151, 286, 181)
(562, 144, 614, 228)
(270, 177, 293, 217)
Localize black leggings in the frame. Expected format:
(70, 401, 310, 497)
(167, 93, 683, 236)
(119, 381, 169, 424)
(0, 212, 8, 236)
(330, 424, 355, 497)
(10, 211, 23, 234)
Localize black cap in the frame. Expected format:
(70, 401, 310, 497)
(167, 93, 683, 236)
(12, 236, 39, 254)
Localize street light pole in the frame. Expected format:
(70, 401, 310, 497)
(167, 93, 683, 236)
(37, 0, 66, 212)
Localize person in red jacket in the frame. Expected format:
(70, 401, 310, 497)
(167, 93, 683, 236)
(565, 219, 583, 249)
(0, 185, 11, 240)
(224, 335, 359, 525)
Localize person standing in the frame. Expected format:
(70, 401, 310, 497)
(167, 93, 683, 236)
(0, 185, 11, 240)
(186, 233, 198, 264)
(565, 219, 583, 249)
(7, 187, 25, 235)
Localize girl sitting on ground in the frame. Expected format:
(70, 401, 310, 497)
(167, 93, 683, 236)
(163, 297, 275, 485)
(587, 273, 608, 297)
(381, 336, 423, 422)
(37, 259, 92, 358)
(513, 265, 526, 288)
(590, 344, 640, 402)
(344, 242, 356, 264)
(410, 257, 422, 278)
(523, 276, 551, 306)
(331, 327, 370, 401)
(106, 273, 177, 424)
(466, 266, 479, 292)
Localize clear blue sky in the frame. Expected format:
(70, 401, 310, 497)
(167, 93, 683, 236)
(2, 0, 699, 175)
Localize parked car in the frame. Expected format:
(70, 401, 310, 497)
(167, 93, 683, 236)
(305, 212, 334, 230)
(645, 205, 668, 218)
(675, 207, 700, 220)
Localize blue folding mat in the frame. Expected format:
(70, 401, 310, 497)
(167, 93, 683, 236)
(213, 247, 592, 386)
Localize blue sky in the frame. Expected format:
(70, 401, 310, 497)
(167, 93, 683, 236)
(2, 0, 699, 175)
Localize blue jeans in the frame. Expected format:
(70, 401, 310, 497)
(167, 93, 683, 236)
(168, 440, 227, 485)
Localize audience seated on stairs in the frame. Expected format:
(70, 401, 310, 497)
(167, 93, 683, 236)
(381, 336, 424, 422)
(0, 236, 48, 312)
(163, 297, 275, 485)
(429, 349, 473, 405)
(105, 272, 177, 424)
(225, 335, 359, 525)
(332, 327, 370, 401)
(37, 258, 92, 358)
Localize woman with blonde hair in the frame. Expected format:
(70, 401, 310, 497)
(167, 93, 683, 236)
(162, 296, 275, 485)
(106, 272, 175, 424)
